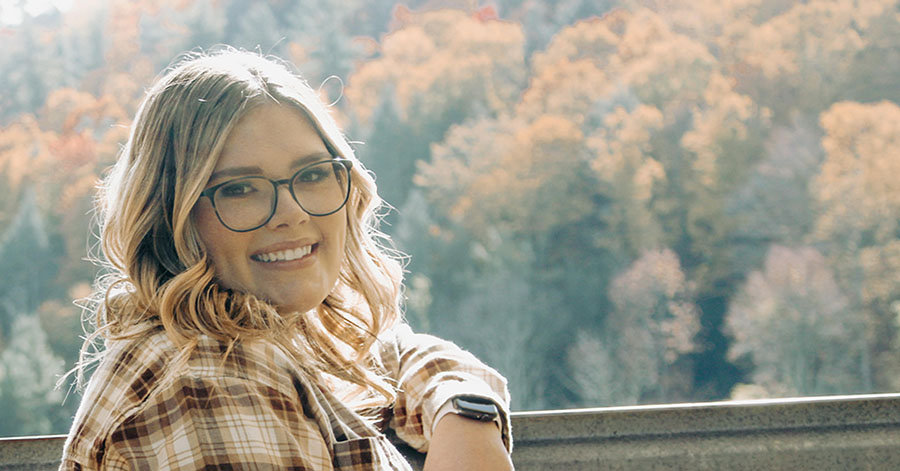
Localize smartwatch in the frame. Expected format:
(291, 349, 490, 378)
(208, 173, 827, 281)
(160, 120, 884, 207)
(451, 395, 500, 422)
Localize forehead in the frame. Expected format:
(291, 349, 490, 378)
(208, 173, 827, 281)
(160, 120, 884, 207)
(214, 104, 328, 172)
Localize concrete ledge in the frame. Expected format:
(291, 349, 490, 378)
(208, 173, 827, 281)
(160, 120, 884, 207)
(0, 435, 66, 471)
(511, 393, 900, 470)
(3, 393, 900, 470)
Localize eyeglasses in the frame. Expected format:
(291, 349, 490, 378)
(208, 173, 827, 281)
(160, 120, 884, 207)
(200, 158, 353, 232)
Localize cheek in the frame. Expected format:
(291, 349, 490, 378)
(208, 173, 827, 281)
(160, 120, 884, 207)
(192, 206, 221, 252)
(192, 206, 242, 278)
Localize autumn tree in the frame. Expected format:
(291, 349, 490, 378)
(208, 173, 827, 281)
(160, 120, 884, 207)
(347, 6, 526, 127)
(411, 111, 605, 407)
(569, 248, 699, 405)
(589, 104, 666, 258)
(492, 0, 615, 54)
(2, 0, 900, 420)
(421, 115, 594, 239)
(724, 0, 900, 118)
(812, 100, 900, 390)
(727, 117, 824, 251)
(346, 8, 527, 209)
(725, 245, 867, 396)
(676, 73, 771, 286)
(412, 11, 740, 405)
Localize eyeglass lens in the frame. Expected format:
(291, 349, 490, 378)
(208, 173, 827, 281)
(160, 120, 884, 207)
(212, 160, 350, 231)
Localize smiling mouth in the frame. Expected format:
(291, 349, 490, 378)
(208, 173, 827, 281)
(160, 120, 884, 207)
(251, 244, 315, 263)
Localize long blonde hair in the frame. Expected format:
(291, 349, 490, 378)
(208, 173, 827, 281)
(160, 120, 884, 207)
(82, 49, 403, 405)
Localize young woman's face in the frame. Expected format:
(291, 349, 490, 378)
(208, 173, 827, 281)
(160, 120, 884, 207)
(192, 104, 347, 313)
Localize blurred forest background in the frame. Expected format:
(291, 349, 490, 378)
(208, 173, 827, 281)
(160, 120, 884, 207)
(1, 0, 899, 437)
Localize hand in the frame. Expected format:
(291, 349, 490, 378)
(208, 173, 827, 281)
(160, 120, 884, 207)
(423, 413, 514, 471)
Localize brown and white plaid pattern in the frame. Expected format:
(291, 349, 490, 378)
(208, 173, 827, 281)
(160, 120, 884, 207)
(60, 324, 511, 470)
(378, 324, 512, 453)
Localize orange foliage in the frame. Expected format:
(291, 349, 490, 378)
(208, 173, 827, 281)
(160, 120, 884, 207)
(38, 88, 129, 199)
(588, 105, 666, 254)
(858, 241, 900, 307)
(521, 9, 715, 121)
(100, 61, 154, 115)
(617, 9, 715, 108)
(681, 73, 770, 188)
(346, 9, 525, 124)
(814, 100, 900, 243)
(49, 132, 96, 170)
(105, 1, 143, 67)
(723, 0, 897, 114)
(421, 114, 592, 237)
(809, 99, 900, 390)
(531, 16, 621, 72)
(41, 88, 127, 134)
(472, 5, 499, 22)
(736, 0, 887, 81)
(0, 115, 52, 190)
(520, 17, 619, 124)
(813, 100, 900, 333)
(519, 59, 609, 127)
(590, 105, 665, 202)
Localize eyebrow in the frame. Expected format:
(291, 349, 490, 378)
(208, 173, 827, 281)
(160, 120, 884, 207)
(208, 151, 334, 183)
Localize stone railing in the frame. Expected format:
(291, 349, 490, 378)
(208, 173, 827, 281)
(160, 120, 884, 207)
(2, 393, 900, 470)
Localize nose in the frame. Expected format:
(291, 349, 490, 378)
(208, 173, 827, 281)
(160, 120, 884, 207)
(265, 183, 309, 229)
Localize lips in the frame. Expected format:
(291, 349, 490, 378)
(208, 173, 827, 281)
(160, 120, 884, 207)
(251, 244, 316, 263)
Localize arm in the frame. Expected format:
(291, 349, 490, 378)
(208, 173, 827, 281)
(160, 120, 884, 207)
(105, 375, 333, 470)
(378, 324, 513, 463)
(423, 414, 514, 471)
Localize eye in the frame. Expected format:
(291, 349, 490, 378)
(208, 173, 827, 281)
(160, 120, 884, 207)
(295, 166, 331, 184)
(217, 179, 261, 198)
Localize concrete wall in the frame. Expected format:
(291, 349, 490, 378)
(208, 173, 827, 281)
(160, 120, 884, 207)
(3, 393, 900, 470)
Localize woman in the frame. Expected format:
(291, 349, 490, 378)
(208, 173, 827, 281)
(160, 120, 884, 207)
(60, 49, 513, 470)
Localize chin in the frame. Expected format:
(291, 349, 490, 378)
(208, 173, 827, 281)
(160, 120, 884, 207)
(273, 297, 322, 315)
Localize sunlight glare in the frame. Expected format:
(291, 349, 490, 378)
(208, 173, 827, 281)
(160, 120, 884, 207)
(1, 0, 73, 26)
(0, 0, 24, 26)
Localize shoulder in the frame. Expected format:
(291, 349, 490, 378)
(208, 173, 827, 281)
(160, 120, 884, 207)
(85, 328, 299, 406)
(62, 329, 305, 467)
(62, 327, 174, 466)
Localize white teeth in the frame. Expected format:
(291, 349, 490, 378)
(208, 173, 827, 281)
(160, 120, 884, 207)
(254, 245, 313, 263)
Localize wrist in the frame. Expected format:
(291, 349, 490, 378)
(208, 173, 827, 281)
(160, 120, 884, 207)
(432, 395, 502, 434)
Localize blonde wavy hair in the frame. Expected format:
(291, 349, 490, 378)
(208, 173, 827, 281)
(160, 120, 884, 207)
(80, 49, 403, 406)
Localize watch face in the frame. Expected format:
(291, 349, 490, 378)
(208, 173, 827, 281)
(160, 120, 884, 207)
(453, 396, 500, 421)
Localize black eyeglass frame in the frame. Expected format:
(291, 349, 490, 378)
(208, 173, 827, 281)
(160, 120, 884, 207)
(199, 157, 354, 233)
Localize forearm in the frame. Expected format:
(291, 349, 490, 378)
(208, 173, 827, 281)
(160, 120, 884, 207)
(423, 414, 514, 471)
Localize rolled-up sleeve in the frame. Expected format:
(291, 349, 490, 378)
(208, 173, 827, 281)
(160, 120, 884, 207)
(378, 323, 512, 453)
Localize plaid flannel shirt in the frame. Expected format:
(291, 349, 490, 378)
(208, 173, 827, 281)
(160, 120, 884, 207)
(59, 324, 511, 470)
